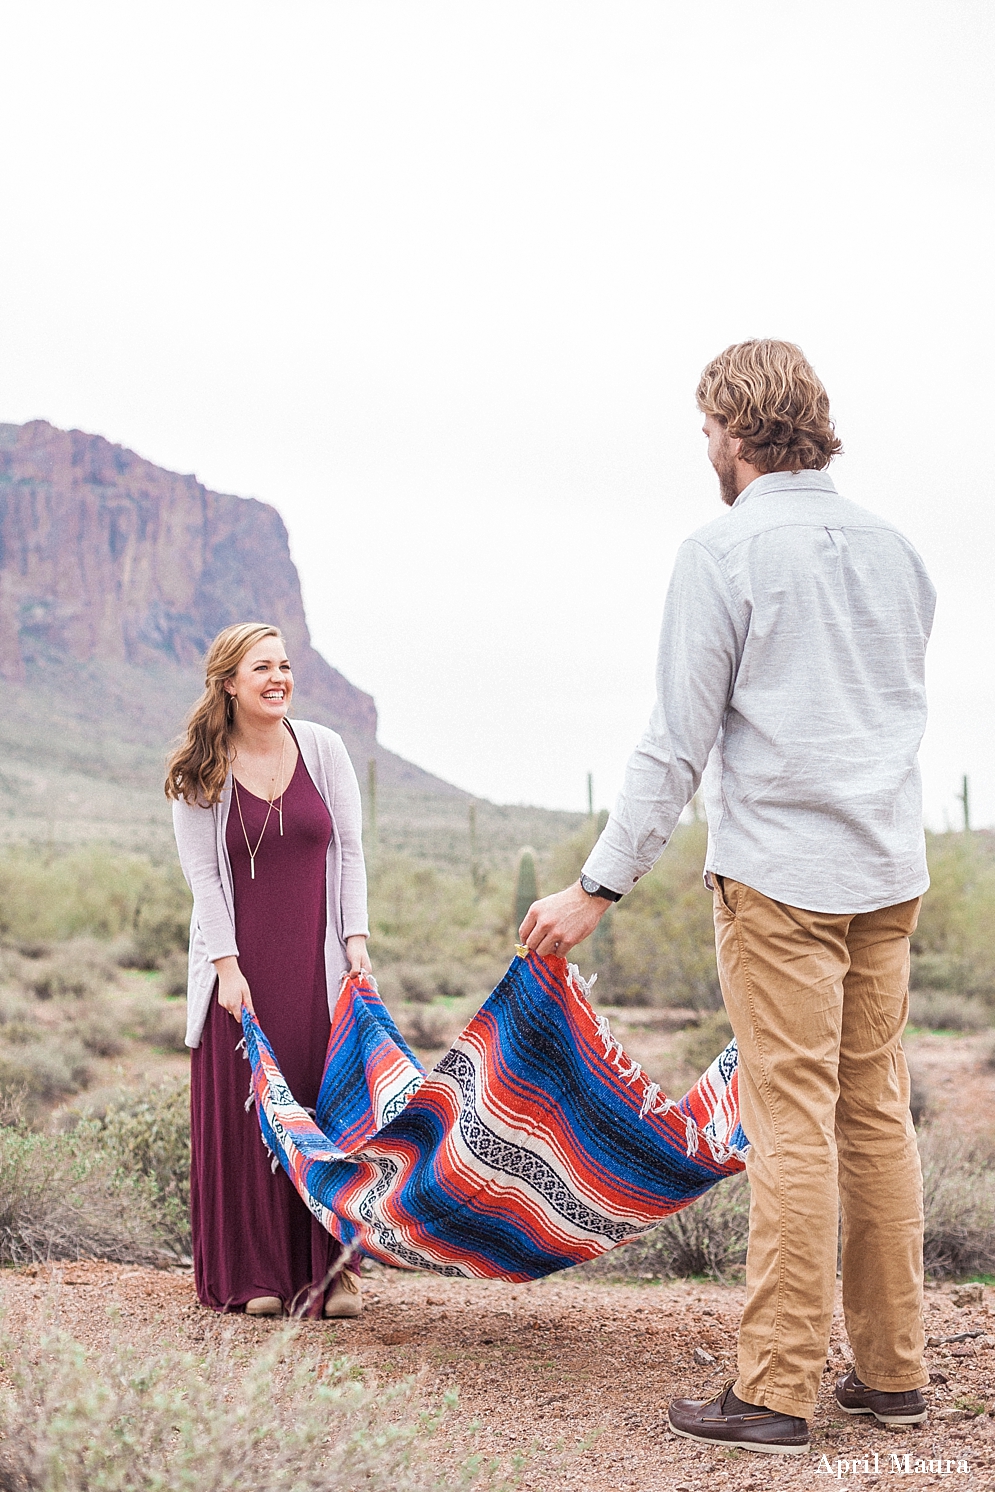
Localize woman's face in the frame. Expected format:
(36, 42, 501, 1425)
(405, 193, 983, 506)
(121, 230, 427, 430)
(226, 637, 293, 726)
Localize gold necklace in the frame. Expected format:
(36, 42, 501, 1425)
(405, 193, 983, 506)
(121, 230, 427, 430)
(232, 727, 287, 880)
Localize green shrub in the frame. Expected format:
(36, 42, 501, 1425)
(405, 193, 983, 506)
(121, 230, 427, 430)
(0, 846, 191, 962)
(96, 1080, 191, 1255)
(395, 965, 469, 1005)
(368, 854, 514, 1002)
(911, 832, 995, 1003)
(0, 1326, 488, 1492)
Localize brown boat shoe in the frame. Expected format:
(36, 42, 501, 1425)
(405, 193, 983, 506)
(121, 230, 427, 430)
(835, 1369, 927, 1425)
(668, 1382, 810, 1456)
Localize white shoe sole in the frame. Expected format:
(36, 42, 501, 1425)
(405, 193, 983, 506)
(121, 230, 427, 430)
(837, 1402, 927, 1426)
(669, 1422, 810, 1456)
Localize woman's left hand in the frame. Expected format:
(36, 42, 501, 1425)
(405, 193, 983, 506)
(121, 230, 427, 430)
(346, 935, 372, 977)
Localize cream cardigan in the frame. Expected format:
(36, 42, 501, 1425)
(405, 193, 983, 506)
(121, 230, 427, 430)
(172, 719, 370, 1049)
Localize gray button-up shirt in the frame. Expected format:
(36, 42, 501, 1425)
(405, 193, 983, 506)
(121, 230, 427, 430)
(583, 470, 936, 915)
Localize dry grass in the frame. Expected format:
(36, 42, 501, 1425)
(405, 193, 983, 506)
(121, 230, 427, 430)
(0, 1106, 167, 1268)
(908, 989, 993, 1032)
(0, 1324, 499, 1492)
(920, 1125, 995, 1279)
(579, 1172, 752, 1284)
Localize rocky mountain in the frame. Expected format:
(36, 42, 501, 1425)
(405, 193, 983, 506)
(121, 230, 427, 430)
(0, 419, 584, 865)
(0, 419, 454, 800)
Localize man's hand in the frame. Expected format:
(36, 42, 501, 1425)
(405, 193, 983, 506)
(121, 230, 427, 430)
(518, 880, 610, 958)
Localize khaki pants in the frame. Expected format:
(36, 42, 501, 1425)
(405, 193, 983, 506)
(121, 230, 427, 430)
(712, 877, 928, 1420)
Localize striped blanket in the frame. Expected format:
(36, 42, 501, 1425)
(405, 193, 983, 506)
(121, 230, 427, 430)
(240, 951, 747, 1281)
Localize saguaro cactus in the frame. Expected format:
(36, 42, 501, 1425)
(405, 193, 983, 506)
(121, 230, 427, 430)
(592, 907, 616, 998)
(514, 847, 539, 930)
(366, 758, 378, 848)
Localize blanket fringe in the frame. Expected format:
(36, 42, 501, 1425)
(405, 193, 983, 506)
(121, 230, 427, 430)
(590, 994, 710, 1157)
(339, 968, 379, 994)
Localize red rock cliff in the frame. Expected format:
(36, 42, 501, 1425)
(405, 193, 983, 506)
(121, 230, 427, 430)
(0, 419, 378, 758)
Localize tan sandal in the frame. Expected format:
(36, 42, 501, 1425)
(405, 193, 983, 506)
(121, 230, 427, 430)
(323, 1271, 362, 1319)
(245, 1295, 283, 1316)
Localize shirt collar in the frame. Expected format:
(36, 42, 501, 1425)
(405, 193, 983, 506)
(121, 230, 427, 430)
(732, 468, 838, 510)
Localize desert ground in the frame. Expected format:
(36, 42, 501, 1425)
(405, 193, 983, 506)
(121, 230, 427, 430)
(2, 1261, 993, 1490)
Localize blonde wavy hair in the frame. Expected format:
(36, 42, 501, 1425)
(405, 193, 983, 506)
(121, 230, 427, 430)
(696, 340, 842, 472)
(165, 622, 284, 806)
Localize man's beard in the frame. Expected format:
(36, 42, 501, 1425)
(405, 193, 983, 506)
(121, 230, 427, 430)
(713, 443, 740, 506)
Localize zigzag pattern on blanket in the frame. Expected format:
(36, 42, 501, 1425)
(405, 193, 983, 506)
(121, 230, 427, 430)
(241, 951, 748, 1282)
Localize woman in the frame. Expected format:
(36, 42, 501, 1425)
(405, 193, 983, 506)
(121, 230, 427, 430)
(167, 621, 371, 1318)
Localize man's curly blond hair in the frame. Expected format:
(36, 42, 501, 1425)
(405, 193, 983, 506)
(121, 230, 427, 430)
(696, 340, 842, 473)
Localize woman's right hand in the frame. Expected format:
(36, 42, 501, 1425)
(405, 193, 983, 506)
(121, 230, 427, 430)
(214, 956, 254, 1019)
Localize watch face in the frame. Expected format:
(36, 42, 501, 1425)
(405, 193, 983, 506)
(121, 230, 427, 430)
(580, 874, 598, 896)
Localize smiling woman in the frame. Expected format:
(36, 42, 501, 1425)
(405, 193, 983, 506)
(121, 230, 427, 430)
(165, 623, 373, 1322)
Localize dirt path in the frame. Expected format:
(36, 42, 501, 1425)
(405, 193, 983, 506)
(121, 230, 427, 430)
(2, 1263, 994, 1488)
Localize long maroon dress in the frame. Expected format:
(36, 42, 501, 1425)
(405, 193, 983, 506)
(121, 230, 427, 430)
(190, 751, 351, 1314)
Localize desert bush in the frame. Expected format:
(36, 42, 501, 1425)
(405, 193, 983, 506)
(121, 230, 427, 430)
(394, 965, 469, 1005)
(581, 1172, 751, 1283)
(911, 832, 995, 1003)
(678, 1011, 734, 1075)
(0, 1325, 488, 1492)
(26, 939, 119, 1001)
(392, 1000, 474, 1053)
(125, 991, 188, 1053)
(908, 989, 991, 1032)
(0, 845, 191, 967)
(0, 1105, 167, 1266)
(0, 937, 193, 1111)
(368, 853, 514, 996)
(0, 1034, 92, 1109)
(158, 948, 190, 997)
(95, 1080, 191, 1254)
(557, 821, 722, 1010)
(75, 1009, 126, 1058)
(920, 1125, 995, 1279)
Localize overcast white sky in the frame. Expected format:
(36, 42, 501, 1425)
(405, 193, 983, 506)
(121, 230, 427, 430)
(1, 1, 992, 824)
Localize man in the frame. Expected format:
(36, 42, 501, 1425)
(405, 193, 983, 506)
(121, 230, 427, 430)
(520, 340, 935, 1457)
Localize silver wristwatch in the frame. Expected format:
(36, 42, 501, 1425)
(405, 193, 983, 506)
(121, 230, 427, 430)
(579, 873, 622, 903)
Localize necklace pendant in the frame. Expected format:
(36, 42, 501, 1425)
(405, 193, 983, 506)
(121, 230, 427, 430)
(250, 857, 255, 880)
